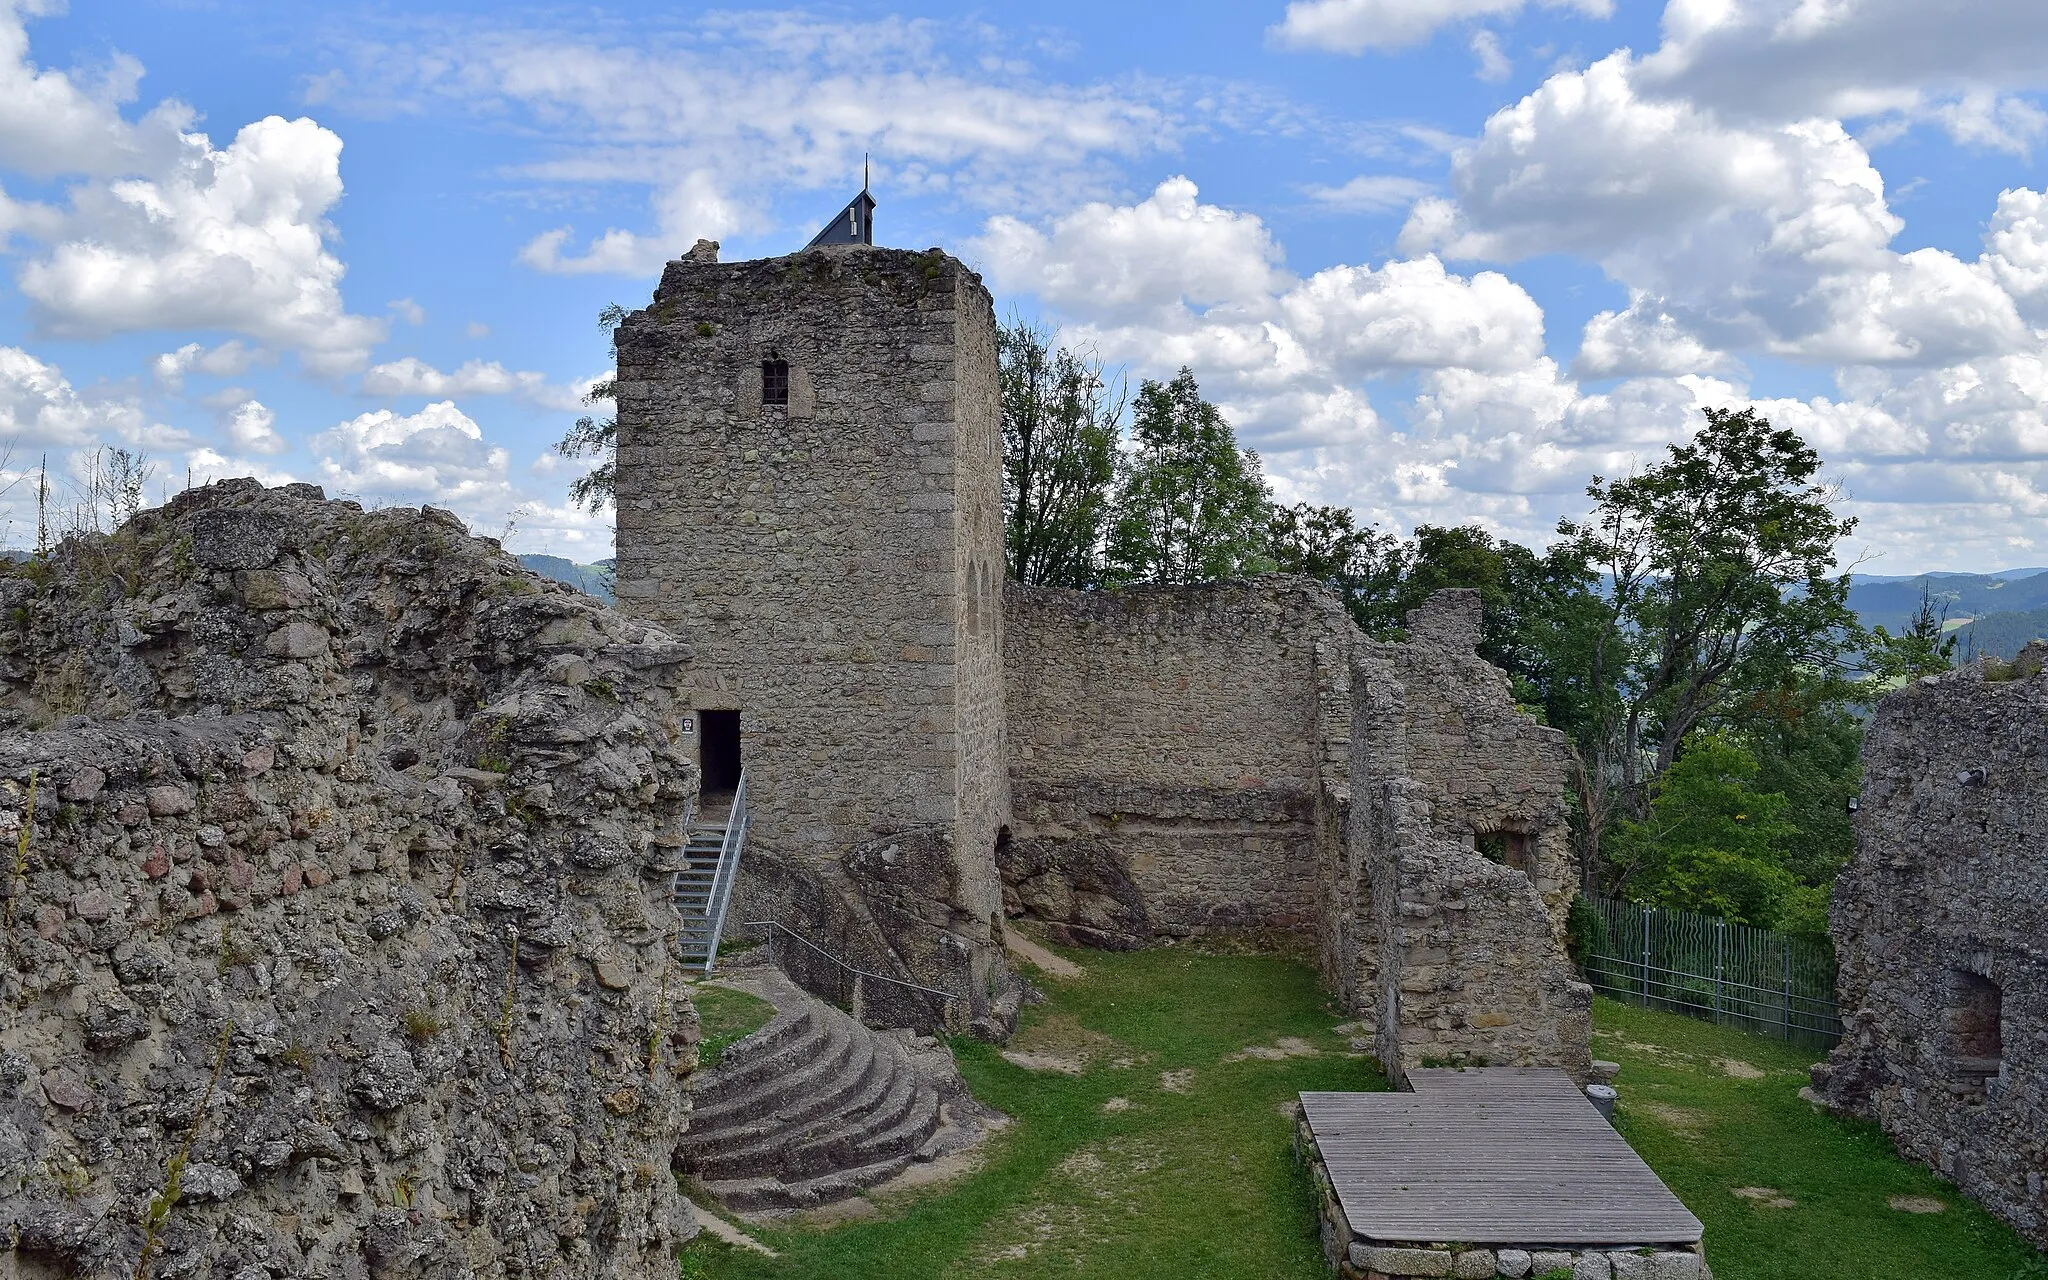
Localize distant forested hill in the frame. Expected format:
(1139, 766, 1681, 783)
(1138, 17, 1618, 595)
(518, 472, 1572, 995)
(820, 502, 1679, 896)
(1846, 569, 2048, 661)
(518, 555, 614, 603)
(509, 555, 2048, 658)
(1949, 607, 2048, 661)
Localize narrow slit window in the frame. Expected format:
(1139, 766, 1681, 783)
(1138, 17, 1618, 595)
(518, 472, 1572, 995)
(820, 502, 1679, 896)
(762, 358, 790, 407)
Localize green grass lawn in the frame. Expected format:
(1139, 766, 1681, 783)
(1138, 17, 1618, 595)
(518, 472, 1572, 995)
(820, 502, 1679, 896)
(690, 980, 778, 1065)
(680, 941, 1384, 1280)
(1595, 997, 2047, 1280)
(677, 953, 2046, 1280)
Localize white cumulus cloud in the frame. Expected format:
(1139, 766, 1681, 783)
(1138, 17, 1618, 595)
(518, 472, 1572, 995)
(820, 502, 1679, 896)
(224, 399, 286, 456)
(151, 340, 263, 390)
(317, 13, 1182, 276)
(1639, 0, 2048, 136)
(973, 177, 1287, 326)
(0, 0, 190, 179)
(1280, 256, 1546, 376)
(359, 357, 592, 413)
(17, 116, 385, 373)
(1403, 54, 2035, 369)
(0, 345, 130, 448)
(1269, 0, 1613, 55)
(0, 7, 384, 373)
(314, 400, 512, 510)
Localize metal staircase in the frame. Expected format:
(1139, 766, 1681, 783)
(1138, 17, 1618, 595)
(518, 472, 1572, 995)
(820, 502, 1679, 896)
(673, 768, 750, 971)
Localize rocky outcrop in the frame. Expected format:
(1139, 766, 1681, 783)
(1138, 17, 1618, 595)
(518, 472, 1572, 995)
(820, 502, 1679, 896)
(0, 480, 701, 1278)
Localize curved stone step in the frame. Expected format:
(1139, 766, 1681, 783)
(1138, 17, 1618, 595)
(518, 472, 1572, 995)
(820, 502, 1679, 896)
(688, 1013, 859, 1133)
(688, 1036, 895, 1175)
(681, 962, 996, 1216)
(703, 1062, 927, 1183)
(694, 1005, 812, 1088)
(700, 1152, 921, 1214)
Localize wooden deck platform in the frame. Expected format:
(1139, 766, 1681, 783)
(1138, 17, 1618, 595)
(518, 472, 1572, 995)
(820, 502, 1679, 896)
(1301, 1068, 1703, 1247)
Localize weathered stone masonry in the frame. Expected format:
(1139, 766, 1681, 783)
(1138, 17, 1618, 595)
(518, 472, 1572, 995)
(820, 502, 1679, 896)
(0, 482, 700, 1279)
(1345, 593, 1590, 1084)
(613, 243, 1011, 1032)
(614, 238, 1589, 1078)
(1816, 654, 2048, 1248)
(1002, 580, 1349, 946)
(1002, 579, 1590, 1083)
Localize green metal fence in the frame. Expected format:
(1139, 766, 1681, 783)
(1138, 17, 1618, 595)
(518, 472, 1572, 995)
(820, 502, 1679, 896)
(1582, 897, 1841, 1049)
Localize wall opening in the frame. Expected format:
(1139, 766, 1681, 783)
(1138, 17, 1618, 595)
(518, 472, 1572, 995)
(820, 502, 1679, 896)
(1476, 828, 1537, 875)
(762, 357, 790, 407)
(1948, 968, 2003, 1087)
(701, 709, 742, 797)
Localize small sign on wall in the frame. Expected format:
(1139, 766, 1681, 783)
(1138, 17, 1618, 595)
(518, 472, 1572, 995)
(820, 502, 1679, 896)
(680, 717, 695, 735)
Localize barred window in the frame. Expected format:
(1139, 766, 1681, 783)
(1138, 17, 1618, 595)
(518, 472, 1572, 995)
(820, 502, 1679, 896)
(762, 358, 789, 407)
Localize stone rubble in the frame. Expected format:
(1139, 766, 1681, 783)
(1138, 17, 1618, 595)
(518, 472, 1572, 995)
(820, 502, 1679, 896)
(0, 480, 701, 1278)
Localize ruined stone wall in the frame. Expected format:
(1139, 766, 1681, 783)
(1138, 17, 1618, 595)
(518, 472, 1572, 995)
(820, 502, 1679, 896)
(1000, 579, 1348, 946)
(0, 482, 699, 1279)
(1365, 592, 1578, 926)
(1344, 593, 1589, 1084)
(999, 581, 1588, 1079)
(1356, 776, 1592, 1085)
(1815, 656, 2048, 1248)
(612, 243, 1009, 1026)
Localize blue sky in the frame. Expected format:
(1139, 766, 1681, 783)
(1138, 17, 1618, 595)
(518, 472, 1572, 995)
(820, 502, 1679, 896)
(1, 0, 2046, 571)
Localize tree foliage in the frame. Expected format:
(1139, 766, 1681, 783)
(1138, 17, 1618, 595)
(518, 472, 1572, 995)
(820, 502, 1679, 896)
(554, 305, 627, 513)
(1266, 501, 1402, 627)
(1606, 731, 1828, 933)
(999, 321, 1122, 588)
(1867, 582, 1957, 682)
(1557, 406, 1862, 888)
(1102, 369, 1274, 585)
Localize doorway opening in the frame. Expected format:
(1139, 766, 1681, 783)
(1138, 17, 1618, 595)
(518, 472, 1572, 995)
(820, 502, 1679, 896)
(1948, 968, 2003, 1090)
(701, 709, 742, 797)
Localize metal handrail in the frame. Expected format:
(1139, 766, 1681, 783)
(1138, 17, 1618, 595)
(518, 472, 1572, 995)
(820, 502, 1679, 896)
(740, 919, 958, 1002)
(665, 794, 696, 912)
(700, 768, 747, 973)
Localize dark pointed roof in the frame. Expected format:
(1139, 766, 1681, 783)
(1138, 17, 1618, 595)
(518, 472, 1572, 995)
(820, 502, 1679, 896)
(806, 187, 876, 249)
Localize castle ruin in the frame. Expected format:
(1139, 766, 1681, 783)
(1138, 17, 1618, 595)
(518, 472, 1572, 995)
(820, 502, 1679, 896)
(1816, 652, 2048, 1248)
(613, 239, 1591, 1083)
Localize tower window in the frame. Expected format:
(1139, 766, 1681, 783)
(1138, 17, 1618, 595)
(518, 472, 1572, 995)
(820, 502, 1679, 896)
(762, 358, 789, 407)
(1476, 828, 1536, 874)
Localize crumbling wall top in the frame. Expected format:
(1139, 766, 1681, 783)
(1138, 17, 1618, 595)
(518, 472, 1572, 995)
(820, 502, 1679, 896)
(1403, 587, 1483, 653)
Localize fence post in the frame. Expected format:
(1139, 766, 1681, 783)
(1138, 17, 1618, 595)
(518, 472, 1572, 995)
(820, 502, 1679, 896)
(1783, 941, 1793, 1040)
(1713, 919, 1725, 1024)
(1641, 905, 1653, 1006)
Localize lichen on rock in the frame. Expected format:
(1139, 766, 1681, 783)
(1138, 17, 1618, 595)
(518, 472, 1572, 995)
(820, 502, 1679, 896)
(0, 479, 700, 1278)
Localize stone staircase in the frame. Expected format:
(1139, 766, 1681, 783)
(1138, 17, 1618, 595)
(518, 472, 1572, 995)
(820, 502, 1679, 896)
(681, 963, 993, 1214)
(673, 777, 747, 970)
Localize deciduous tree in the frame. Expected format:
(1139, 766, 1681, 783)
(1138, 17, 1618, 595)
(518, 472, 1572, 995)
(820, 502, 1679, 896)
(1000, 321, 1123, 588)
(1103, 368, 1273, 585)
(1559, 406, 1861, 889)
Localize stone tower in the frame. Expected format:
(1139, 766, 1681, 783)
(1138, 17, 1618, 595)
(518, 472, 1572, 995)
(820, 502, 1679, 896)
(612, 240, 1009, 1023)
